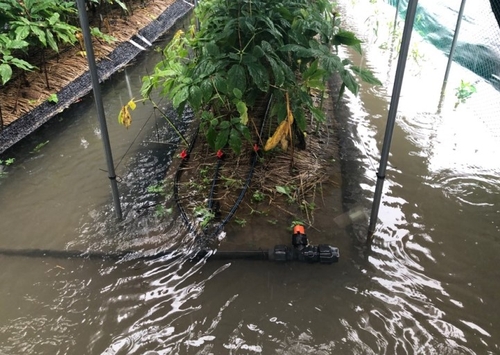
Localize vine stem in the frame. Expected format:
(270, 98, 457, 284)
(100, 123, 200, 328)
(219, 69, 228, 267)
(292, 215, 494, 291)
(149, 99, 189, 146)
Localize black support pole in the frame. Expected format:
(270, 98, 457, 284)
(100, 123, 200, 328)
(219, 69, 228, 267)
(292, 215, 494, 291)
(367, 0, 419, 240)
(438, 0, 467, 110)
(76, 0, 122, 219)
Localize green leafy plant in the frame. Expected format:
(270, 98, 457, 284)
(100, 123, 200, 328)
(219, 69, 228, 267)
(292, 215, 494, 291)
(276, 185, 295, 202)
(234, 217, 247, 227)
(0, 157, 15, 177)
(147, 182, 166, 195)
(154, 205, 172, 218)
(147, 179, 174, 199)
(301, 200, 316, 212)
(455, 80, 477, 109)
(47, 93, 58, 104)
(31, 140, 49, 153)
(7, 0, 80, 89)
(193, 206, 215, 228)
(252, 190, 265, 203)
(141, 0, 381, 155)
(0, 35, 34, 86)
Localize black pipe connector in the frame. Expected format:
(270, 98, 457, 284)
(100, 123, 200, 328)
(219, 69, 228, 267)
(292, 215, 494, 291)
(272, 244, 339, 264)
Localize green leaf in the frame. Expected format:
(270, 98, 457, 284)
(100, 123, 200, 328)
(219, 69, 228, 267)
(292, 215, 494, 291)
(47, 93, 58, 104)
(200, 79, 214, 102)
(252, 45, 264, 58)
(9, 39, 29, 50)
(233, 88, 242, 100)
(351, 65, 382, 86)
(215, 128, 229, 150)
(333, 30, 363, 54)
(48, 13, 60, 26)
(236, 101, 248, 125)
(205, 42, 220, 57)
(0, 63, 13, 85)
(6, 58, 32, 73)
(310, 106, 325, 123)
(236, 124, 251, 141)
(321, 53, 343, 74)
(172, 86, 189, 109)
(218, 120, 231, 130)
(339, 69, 359, 95)
(14, 25, 30, 41)
(229, 128, 242, 155)
(114, 0, 129, 13)
(30, 25, 47, 46)
(280, 44, 313, 58)
(246, 62, 269, 92)
(227, 64, 246, 94)
(276, 185, 289, 195)
(189, 85, 203, 110)
(194, 60, 216, 79)
(212, 74, 228, 95)
(46, 30, 58, 52)
(206, 126, 217, 149)
(267, 57, 284, 87)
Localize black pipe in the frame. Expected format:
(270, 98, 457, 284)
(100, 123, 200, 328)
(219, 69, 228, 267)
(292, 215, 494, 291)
(0, 247, 271, 261)
(207, 158, 222, 211)
(0, 246, 340, 263)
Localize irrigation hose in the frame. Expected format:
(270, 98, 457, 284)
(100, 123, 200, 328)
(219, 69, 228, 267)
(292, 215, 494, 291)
(0, 247, 272, 261)
(174, 94, 273, 243)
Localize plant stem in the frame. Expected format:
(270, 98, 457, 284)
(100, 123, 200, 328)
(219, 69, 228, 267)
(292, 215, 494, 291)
(150, 99, 189, 146)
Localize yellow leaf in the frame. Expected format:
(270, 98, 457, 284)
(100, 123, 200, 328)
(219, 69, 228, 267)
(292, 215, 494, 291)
(173, 29, 184, 41)
(127, 99, 136, 110)
(264, 92, 294, 151)
(280, 135, 288, 151)
(264, 119, 289, 151)
(189, 24, 196, 38)
(118, 105, 132, 129)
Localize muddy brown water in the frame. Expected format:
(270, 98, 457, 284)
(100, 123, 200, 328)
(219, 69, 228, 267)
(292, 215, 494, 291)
(1, 6, 500, 355)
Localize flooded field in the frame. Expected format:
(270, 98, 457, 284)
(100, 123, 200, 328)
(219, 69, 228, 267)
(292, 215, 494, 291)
(0, 1, 499, 354)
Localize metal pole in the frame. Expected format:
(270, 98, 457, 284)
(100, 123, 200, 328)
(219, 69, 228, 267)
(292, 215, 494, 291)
(367, 0, 419, 239)
(439, 0, 467, 102)
(393, 0, 401, 32)
(76, 0, 122, 220)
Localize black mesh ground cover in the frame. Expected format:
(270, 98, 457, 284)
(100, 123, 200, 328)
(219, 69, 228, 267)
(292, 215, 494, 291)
(0, 0, 193, 154)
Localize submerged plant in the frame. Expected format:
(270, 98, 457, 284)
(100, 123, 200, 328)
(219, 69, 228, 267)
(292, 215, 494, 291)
(194, 206, 215, 228)
(454, 80, 477, 109)
(0, 157, 15, 177)
(31, 140, 49, 153)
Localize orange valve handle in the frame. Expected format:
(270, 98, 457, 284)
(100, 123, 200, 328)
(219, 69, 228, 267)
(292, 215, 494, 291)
(293, 224, 305, 235)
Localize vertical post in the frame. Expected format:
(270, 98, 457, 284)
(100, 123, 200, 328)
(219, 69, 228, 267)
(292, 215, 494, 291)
(438, 0, 467, 109)
(194, 0, 200, 30)
(76, 0, 122, 220)
(393, 0, 401, 32)
(367, 0, 419, 240)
